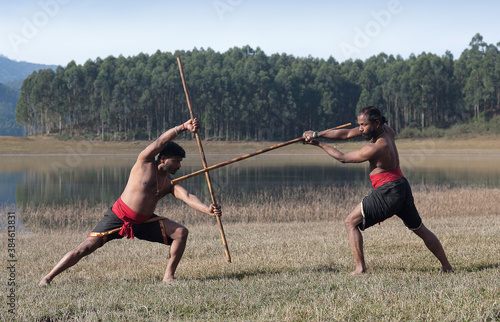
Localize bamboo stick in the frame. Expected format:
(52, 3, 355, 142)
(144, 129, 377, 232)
(172, 122, 352, 185)
(177, 57, 231, 263)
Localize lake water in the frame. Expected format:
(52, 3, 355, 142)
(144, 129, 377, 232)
(1, 151, 499, 208)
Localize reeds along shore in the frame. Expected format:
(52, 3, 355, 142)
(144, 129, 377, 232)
(15, 184, 500, 232)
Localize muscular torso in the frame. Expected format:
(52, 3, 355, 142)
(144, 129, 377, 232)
(120, 160, 173, 217)
(368, 125, 400, 175)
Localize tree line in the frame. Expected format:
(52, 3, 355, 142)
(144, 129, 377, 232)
(15, 33, 500, 141)
(0, 83, 21, 136)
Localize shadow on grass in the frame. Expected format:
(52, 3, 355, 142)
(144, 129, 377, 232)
(460, 262, 499, 272)
(198, 264, 345, 281)
(371, 262, 499, 274)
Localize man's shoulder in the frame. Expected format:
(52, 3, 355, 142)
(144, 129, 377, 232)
(368, 136, 393, 157)
(383, 124, 395, 137)
(130, 159, 155, 173)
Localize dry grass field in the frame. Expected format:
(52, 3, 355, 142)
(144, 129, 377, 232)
(2, 184, 499, 321)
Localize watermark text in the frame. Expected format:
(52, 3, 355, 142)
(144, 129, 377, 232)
(213, 0, 243, 21)
(8, 0, 72, 53)
(6, 211, 17, 315)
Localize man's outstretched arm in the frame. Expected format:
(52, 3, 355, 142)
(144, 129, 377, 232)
(172, 184, 221, 216)
(316, 143, 377, 164)
(303, 127, 361, 142)
(138, 118, 199, 162)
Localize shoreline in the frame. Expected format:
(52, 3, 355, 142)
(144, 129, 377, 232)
(1, 135, 499, 155)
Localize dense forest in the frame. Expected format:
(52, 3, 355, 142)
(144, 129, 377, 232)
(15, 34, 500, 141)
(0, 83, 21, 136)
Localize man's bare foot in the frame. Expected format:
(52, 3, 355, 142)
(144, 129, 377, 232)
(39, 277, 51, 286)
(163, 277, 176, 284)
(350, 269, 367, 276)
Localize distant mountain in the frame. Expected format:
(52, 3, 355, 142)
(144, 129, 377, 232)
(0, 55, 57, 89)
(0, 55, 57, 136)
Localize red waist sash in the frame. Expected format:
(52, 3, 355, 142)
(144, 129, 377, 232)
(112, 197, 151, 239)
(369, 167, 404, 189)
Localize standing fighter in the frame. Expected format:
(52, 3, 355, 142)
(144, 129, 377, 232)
(40, 118, 220, 285)
(303, 106, 453, 275)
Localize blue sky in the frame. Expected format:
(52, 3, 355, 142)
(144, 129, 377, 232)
(1, 0, 499, 66)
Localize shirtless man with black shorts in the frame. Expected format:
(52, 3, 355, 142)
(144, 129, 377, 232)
(40, 118, 220, 285)
(303, 106, 453, 275)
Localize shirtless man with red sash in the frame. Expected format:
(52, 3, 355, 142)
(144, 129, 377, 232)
(303, 106, 453, 275)
(40, 118, 220, 285)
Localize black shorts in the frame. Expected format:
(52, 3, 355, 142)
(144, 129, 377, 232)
(360, 177, 422, 231)
(88, 208, 173, 245)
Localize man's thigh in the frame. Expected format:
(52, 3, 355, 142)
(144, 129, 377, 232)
(133, 218, 175, 245)
(160, 218, 187, 240)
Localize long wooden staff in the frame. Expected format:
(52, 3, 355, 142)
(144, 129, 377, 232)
(177, 57, 231, 263)
(172, 122, 351, 185)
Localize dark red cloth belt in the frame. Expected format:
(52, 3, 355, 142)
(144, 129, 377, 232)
(369, 167, 404, 189)
(112, 197, 151, 239)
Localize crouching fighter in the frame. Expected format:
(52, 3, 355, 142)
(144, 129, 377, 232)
(303, 106, 453, 275)
(39, 118, 220, 285)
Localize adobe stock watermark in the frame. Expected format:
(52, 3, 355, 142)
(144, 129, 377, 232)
(259, 109, 293, 142)
(399, 139, 437, 175)
(7, 0, 72, 54)
(205, 107, 294, 194)
(339, 0, 405, 59)
(5, 211, 17, 315)
(51, 141, 94, 174)
(213, 0, 243, 21)
(212, 161, 242, 193)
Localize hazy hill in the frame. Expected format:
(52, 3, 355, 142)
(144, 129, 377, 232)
(0, 55, 57, 136)
(0, 55, 57, 88)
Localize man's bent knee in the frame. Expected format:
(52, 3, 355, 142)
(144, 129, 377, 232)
(171, 226, 188, 241)
(178, 226, 188, 239)
(345, 214, 362, 230)
(345, 204, 363, 230)
(75, 237, 102, 257)
(412, 224, 432, 238)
